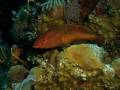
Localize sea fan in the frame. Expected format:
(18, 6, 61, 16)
(41, 0, 65, 11)
(64, 0, 81, 21)
(12, 75, 36, 90)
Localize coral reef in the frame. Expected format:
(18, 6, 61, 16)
(4, 43, 120, 90)
(56, 58, 100, 89)
(55, 44, 120, 89)
(57, 44, 107, 70)
(111, 58, 120, 78)
(87, 13, 119, 43)
(40, 0, 66, 21)
(29, 57, 55, 90)
(56, 58, 120, 89)
(49, 49, 59, 68)
(85, 0, 120, 59)
(7, 65, 29, 83)
(44, 5, 64, 20)
(11, 5, 38, 44)
(2, 0, 120, 89)
(109, 0, 120, 9)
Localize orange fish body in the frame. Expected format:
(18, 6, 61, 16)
(33, 25, 104, 49)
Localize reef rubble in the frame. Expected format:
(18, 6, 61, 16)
(5, 44, 120, 90)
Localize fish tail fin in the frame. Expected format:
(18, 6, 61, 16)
(90, 34, 105, 44)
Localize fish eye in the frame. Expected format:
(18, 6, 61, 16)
(43, 38, 47, 42)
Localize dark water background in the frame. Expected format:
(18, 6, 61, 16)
(0, 0, 26, 47)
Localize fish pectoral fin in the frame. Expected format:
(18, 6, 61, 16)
(60, 43, 71, 48)
(73, 40, 90, 44)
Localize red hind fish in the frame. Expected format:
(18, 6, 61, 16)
(33, 25, 104, 49)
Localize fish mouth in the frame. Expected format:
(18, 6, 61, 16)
(33, 44, 49, 49)
(33, 44, 39, 48)
(33, 43, 46, 49)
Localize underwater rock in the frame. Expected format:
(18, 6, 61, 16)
(57, 58, 101, 89)
(45, 6, 64, 20)
(57, 44, 107, 70)
(29, 58, 55, 90)
(111, 58, 120, 78)
(57, 58, 119, 89)
(8, 65, 29, 83)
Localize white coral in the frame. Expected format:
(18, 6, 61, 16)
(102, 64, 114, 80)
(12, 75, 36, 90)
